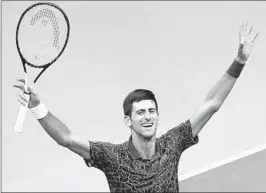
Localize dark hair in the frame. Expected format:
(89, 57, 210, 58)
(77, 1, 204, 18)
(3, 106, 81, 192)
(123, 89, 158, 117)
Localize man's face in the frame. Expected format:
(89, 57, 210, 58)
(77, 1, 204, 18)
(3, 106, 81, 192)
(125, 99, 159, 139)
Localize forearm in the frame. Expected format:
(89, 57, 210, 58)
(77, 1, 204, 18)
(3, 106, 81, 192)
(204, 73, 236, 108)
(204, 59, 244, 109)
(38, 112, 72, 146)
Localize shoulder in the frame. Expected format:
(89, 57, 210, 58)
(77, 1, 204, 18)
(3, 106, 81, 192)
(158, 119, 198, 152)
(85, 140, 128, 169)
(90, 140, 127, 154)
(159, 120, 191, 141)
(89, 140, 130, 160)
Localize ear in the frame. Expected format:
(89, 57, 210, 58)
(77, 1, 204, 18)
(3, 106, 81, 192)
(124, 115, 132, 127)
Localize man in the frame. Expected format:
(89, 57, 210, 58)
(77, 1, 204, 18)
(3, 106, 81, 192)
(14, 21, 258, 192)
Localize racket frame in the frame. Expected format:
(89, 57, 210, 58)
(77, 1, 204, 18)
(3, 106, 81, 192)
(14, 2, 70, 132)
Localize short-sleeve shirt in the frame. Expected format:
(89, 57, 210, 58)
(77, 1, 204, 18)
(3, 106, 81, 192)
(84, 119, 199, 192)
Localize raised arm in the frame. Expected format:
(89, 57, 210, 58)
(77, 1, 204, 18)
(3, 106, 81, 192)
(13, 82, 91, 160)
(190, 21, 259, 137)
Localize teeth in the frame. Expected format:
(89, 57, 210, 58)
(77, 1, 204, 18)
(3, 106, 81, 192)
(142, 124, 153, 127)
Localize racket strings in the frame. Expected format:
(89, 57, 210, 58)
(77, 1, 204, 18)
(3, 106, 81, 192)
(17, 4, 69, 68)
(30, 8, 60, 49)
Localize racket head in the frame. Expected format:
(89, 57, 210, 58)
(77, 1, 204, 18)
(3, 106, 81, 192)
(16, 2, 70, 69)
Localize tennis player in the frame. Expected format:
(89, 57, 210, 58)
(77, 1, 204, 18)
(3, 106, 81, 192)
(14, 21, 258, 192)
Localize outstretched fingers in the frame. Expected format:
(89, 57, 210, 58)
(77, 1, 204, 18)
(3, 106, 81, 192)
(14, 78, 27, 91)
(243, 20, 248, 34)
(17, 78, 25, 84)
(14, 78, 36, 94)
(239, 20, 259, 44)
(239, 21, 247, 43)
(252, 32, 259, 43)
(248, 24, 253, 35)
(13, 84, 26, 92)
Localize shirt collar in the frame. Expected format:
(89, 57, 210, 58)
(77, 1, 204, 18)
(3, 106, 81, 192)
(128, 135, 161, 160)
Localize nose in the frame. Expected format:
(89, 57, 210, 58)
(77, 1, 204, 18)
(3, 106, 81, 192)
(144, 112, 151, 120)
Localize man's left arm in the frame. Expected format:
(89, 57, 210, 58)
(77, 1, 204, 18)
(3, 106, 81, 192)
(190, 21, 259, 138)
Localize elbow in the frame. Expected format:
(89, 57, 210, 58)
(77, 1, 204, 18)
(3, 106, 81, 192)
(57, 135, 72, 147)
(209, 101, 222, 113)
(203, 100, 221, 113)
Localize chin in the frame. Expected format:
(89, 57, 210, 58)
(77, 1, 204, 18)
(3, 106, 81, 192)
(142, 130, 156, 139)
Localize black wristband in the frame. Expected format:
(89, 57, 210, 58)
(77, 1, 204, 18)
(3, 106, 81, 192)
(226, 59, 245, 78)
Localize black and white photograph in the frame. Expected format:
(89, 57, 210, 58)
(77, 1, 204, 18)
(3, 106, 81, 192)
(2, 1, 266, 192)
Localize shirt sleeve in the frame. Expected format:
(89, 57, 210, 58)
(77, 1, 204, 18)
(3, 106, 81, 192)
(162, 119, 199, 154)
(84, 141, 119, 173)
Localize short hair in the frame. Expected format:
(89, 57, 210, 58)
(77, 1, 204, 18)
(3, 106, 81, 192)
(123, 89, 158, 117)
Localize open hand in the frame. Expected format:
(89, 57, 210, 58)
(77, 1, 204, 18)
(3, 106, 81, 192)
(13, 78, 41, 109)
(236, 20, 259, 64)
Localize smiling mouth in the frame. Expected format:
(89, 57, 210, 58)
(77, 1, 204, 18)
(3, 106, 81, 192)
(141, 123, 153, 128)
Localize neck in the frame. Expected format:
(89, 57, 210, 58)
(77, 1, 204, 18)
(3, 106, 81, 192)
(131, 132, 156, 160)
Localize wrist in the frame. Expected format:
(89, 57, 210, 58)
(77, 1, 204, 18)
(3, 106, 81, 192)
(30, 102, 48, 120)
(226, 59, 245, 78)
(235, 56, 247, 65)
(28, 101, 41, 109)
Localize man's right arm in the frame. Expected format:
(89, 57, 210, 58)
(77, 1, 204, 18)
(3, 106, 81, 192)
(13, 79, 91, 161)
(37, 111, 114, 172)
(38, 112, 91, 160)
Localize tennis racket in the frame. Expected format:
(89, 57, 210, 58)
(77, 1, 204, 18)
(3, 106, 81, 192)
(14, 2, 70, 133)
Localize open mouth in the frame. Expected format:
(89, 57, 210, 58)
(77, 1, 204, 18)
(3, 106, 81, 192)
(141, 123, 153, 128)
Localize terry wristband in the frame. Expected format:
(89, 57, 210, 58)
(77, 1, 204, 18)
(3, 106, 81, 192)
(226, 59, 245, 78)
(30, 102, 48, 120)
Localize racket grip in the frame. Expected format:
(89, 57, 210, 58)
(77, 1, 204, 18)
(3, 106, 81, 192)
(14, 94, 30, 133)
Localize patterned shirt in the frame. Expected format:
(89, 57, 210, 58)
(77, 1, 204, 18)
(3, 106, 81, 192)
(84, 119, 199, 192)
